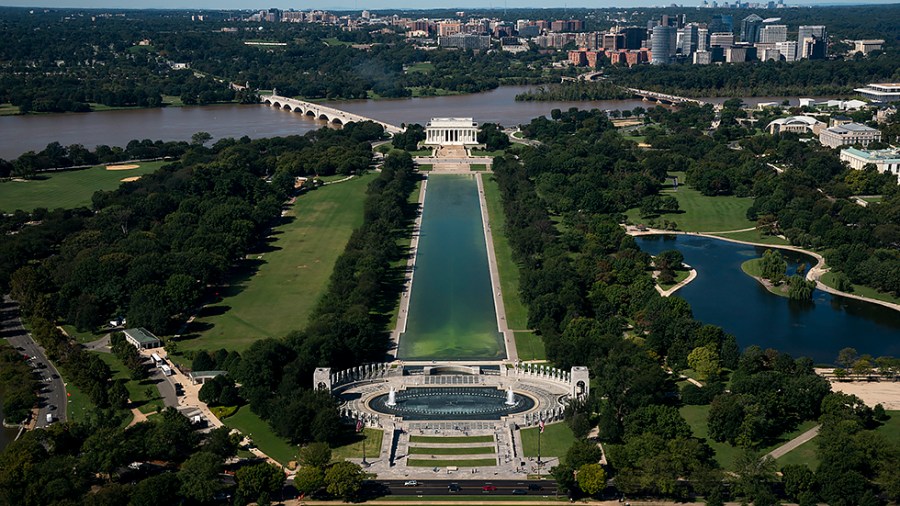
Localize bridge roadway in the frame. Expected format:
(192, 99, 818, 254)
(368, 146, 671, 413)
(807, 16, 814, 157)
(261, 94, 403, 134)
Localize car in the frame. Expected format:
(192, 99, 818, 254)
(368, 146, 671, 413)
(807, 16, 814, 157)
(527, 483, 543, 491)
(448, 483, 461, 492)
(403, 480, 418, 487)
(482, 485, 497, 491)
(511, 489, 527, 495)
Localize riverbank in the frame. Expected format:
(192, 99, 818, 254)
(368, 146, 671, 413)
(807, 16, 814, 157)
(740, 258, 790, 299)
(0, 98, 243, 117)
(625, 226, 900, 314)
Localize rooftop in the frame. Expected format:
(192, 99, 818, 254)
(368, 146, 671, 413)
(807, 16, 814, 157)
(427, 117, 477, 128)
(827, 122, 880, 134)
(842, 147, 900, 161)
(123, 327, 161, 345)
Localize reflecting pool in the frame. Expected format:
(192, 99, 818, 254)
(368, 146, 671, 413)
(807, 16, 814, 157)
(368, 387, 534, 420)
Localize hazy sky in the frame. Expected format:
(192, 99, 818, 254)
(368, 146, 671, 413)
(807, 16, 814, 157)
(0, 0, 892, 10)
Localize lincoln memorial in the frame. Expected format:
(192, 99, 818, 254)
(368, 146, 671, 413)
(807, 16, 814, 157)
(424, 117, 478, 145)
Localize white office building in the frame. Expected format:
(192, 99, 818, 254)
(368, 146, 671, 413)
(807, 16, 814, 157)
(819, 123, 882, 148)
(840, 148, 900, 183)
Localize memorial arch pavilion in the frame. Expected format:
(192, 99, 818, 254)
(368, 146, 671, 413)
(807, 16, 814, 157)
(424, 118, 478, 145)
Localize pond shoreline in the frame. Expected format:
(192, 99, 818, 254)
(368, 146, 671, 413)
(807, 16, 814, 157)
(626, 226, 900, 314)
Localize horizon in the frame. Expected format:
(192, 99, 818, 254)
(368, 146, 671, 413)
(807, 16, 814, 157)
(2, 0, 898, 11)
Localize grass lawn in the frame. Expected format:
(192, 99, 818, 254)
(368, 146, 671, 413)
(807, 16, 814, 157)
(624, 172, 756, 233)
(658, 268, 690, 288)
(223, 406, 296, 465)
(322, 37, 351, 46)
(515, 332, 546, 361)
(408, 87, 463, 98)
(405, 62, 435, 73)
(330, 428, 384, 461)
(416, 164, 433, 171)
(60, 325, 108, 345)
(875, 410, 900, 439)
(711, 229, 789, 245)
(95, 352, 165, 415)
(408, 446, 495, 455)
(410, 435, 494, 444)
(0, 161, 167, 212)
(860, 196, 882, 204)
(820, 272, 900, 305)
(470, 149, 506, 157)
(482, 176, 529, 330)
(181, 175, 372, 353)
(470, 164, 489, 171)
(408, 148, 434, 156)
(520, 422, 576, 458)
(372, 497, 566, 502)
(775, 438, 820, 469)
(407, 458, 496, 467)
(622, 135, 647, 143)
(62, 377, 96, 425)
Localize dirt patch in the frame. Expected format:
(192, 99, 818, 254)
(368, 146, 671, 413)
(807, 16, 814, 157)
(106, 164, 140, 171)
(120, 176, 142, 182)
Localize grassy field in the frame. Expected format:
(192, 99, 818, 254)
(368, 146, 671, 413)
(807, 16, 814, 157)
(410, 435, 494, 444)
(181, 175, 372, 353)
(223, 406, 296, 465)
(624, 172, 756, 233)
(407, 458, 496, 467)
(0, 103, 21, 115)
(408, 446, 495, 455)
(658, 268, 690, 288)
(820, 272, 900, 305)
(60, 325, 108, 345)
(405, 62, 435, 73)
(330, 428, 384, 461)
(61, 373, 96, 424)
(95, 352, 165, 415)
(470, 149, 507, 157)
(515, 332, 546, 361)
(711, 229, 789, 245)
(775, 438, 820, 469)
(0, 161, 167, 212)
(520, 422, 576, 458)
(417, 164, 433, 171)
(482, 175, 529, 330)
(470, 164, 489, 171)
(875, 410, 900, 440)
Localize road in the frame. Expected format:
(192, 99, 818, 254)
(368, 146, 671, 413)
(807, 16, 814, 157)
(377, 479, 558, 496)
(0, 295, 67, 428)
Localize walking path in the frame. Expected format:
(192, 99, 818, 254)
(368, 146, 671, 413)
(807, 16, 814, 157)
(476, 173, 517, 362)
(765, 425, 820, 460)
(390, 178, 427, 356)
(654, 267, 698, 297)
(625, 226, 900, 313)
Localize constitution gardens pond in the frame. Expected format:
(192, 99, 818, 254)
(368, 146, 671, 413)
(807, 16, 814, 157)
(636, 234, 900, 363)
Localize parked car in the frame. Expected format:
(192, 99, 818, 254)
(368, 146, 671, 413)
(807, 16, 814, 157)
(482, 485, 497, 491)
(511, 489, 527, 495)
(45, 413, 53, 424)
(448, 483, 461, 492)
(403, 480, 418, 487)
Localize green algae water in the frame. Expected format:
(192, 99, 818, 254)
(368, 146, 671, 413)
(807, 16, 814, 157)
(398, 174, 505, 360)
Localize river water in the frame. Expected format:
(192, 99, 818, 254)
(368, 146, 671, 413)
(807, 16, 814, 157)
(398, 175, 504, 361)
(0, 85, 825, 160)
(636, 235, 900, 364)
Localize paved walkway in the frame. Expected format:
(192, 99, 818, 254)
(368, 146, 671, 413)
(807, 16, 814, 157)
(765, 425, 820, 460)
(390, 178, 427, 356)
(654, 267, 697, 297)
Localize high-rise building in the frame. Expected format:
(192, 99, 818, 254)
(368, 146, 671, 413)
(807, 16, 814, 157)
(576, 32, 602, 50)
(438, 21, 462, 37)
(693, 50, 713, 64)
(698, 27, 709, 51)
(677, 24, 699, 55)
(759, 24, 787, 44)
(775, 40, 798, 61)
(622, 27, 646, 49)
(602, 32, 624, 51)
(740, 14, 763, 43)
(651, 25, 674, 64)
(709, 14, 733, 34)
(798, 26, 827, 59)
(798, 25, 826, 44)
(710, 32, 735, 48)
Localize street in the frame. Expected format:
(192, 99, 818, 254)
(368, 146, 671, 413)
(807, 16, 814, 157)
(377, 479, 558, 496)
(0, 295, 67, 428)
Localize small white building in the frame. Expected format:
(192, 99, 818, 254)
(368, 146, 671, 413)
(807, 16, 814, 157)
(123, 328, 162, 350)
(424, 118, 479, 145)
(766, 116, 825, 135)
(840, 147, 900, 183)
(819, 123, 882, 148)
(855, 83, 900, 103)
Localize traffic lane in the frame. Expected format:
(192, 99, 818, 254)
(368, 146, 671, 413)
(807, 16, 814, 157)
(148, 367, 178, 408)
(2, 296, 67, 428)
(381, 479, 557, 496)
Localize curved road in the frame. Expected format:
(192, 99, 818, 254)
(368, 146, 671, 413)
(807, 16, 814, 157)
(1, 295, 66, 428)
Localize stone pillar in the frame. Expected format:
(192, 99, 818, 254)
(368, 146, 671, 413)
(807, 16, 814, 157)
(571, 366, 590, 399)
(313, 367, 332, 392)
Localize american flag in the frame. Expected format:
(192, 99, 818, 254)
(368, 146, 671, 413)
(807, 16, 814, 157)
(356, 419, 363, 432)
(539, 419, 545, 433)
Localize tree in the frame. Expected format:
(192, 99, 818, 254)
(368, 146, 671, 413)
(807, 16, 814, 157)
(130, 473, 181, 506)
(759, 249, 787, 283)
(298, 442, 332, 469)
(837, 347, 858, 369)
(178, 451, 222, 503)
(324, 461, 363, 500)
(107, 380, 129, 409)
(294, 465, 325, 496)
(687, 345, 721, 380)
(191, 131, 212, 146)
(781, 464, 817, 502)
(576, 463, 606, 496)
(787, 274, 815, 301)
(235, 462, 285, 506)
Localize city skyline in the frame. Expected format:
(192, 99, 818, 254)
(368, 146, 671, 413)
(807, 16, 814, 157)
(1, 0, 897, 10)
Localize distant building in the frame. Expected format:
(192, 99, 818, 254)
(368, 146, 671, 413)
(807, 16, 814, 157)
(740, 14, 763, 43)
(775, 40, 798, 61)
(759, 24, 787, 44)
(840, 148, 900, 183)
(438, 21, 462, 37)
(850, 39, 884, 56)
(819, 123, 882, 148)
(693, 50, 713, 64)
(123, 328, 162, 350)
(766, 116, 825, 135)
(439, 33, 490, 50)
(709, 14, 733, 34)
(697, 27, 709, 51)
(710, 32, 735, 48)
(677, 24, 699, 55)
(576, 32, 602, 50)
(854, 83, 900, 103)
(425, 117, 478, 145)
(651, 25, 674, 64)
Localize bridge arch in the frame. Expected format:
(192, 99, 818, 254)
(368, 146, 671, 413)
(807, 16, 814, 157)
(305, 110, 316, 117)
(331, 118, 343, 125)
(318, 114, 330, 121)
(282, 104, 292, 111)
